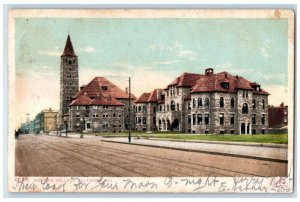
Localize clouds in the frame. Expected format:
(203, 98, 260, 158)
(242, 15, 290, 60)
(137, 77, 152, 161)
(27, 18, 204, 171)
(39, 50, 61, 57)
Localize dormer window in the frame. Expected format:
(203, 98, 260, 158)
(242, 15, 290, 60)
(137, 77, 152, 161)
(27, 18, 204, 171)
(221, 82, 230, 89)
(256, 86, 260, 91)
(101, 86, 108, 91)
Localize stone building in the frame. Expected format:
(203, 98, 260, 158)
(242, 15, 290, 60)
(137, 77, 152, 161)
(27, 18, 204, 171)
(135, 89, 162, 131)
(58, 34, 79, 130)
(137, 68, 269, 135)
(68, 77, 136, 133)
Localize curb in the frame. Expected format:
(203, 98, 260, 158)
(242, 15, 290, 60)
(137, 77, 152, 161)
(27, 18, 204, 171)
(141, 137, 288, 149)
(101, 139, 288, 163)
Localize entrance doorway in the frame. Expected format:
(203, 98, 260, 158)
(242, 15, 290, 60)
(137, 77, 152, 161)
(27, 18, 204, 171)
(241, 123, 246, 134)
(171, 119, 180, 131)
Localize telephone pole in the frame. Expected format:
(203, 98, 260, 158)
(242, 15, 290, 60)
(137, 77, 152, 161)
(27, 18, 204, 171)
(128, 77, 131, 143)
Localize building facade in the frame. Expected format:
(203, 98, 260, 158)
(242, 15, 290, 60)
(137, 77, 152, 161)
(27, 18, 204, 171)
(32, 108, 58, 133)
(68, 77, 136, 133)
(268, 103, 288, 128)
(137, 68, 269, 135)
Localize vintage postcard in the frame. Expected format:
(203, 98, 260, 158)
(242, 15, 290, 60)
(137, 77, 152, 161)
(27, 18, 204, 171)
(7, 9, 294, 193)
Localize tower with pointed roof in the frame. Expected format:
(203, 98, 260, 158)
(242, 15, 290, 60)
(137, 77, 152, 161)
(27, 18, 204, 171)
(59, 34, 79, 128)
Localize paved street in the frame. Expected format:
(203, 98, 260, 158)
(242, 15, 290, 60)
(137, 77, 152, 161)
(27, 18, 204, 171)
(15, 134, 287, 177)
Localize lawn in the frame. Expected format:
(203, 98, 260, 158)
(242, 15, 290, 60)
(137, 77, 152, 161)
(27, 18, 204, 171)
(90, 132, 288, 144)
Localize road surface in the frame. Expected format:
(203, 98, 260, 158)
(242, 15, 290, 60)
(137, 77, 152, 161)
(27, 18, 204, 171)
(15, 134, 287, 177)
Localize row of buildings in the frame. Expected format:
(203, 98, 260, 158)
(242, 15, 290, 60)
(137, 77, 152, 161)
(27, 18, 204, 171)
(19, 34, 288, 135)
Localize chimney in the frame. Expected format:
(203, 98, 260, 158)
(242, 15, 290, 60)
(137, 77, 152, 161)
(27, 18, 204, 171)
(236, 75, 239, 79)
(205, 68, 214, 76)
(80, 85, 86, 91)
(280, 102, 284, 107)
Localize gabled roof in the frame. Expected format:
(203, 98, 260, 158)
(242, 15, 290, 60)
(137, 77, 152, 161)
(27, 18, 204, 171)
(89, 97, 125, 106)
(191, 71, 269, 95)
(69, 94, 92, 106)
(74, 77, 135, 100)
(167, 72, 202, 88)
(62, 34, 76, 57)
(135, 93, 151, 103)
(147, 89, 161, 103)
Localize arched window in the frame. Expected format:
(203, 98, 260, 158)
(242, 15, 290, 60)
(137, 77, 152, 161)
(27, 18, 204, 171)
(231, 98, 234, 108)
(170, 101, 176, 111)
(252, 99, 256, 109)
(242, 103, 249, 114)
(192, 98, 196, 108)
(205, 98, 209, 108)
(198, 98, 202, 107)
(138, 106, 141, 112)
(220, 97, 224, 108)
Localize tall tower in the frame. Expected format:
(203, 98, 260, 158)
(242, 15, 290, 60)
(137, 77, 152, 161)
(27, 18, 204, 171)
(59, 34, 79, 127)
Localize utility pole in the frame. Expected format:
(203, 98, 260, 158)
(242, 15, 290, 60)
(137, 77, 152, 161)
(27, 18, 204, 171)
(128, 77, 131, 143)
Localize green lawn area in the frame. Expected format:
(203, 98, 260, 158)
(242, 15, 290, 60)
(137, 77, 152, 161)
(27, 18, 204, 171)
(88, 131, 288, 144)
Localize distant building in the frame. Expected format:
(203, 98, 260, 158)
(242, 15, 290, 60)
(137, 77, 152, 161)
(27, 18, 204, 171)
(33, 108, 58, 133)
(138, 68, 270, 135)
(268, 103, 288, 128)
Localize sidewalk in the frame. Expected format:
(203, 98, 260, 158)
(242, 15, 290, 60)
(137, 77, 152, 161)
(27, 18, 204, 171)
(102, 137, 288, 162)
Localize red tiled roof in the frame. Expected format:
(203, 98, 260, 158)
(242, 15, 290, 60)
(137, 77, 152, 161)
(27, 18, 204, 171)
(147, 89, 160, 103)
(90, 97, 125, 106)
(62, 34, 76, 57)
(135, 93, 151, 103)
(167, 73, 202, 88)
(191, 71, 269, 95)
(70, 94, 92, 106)
(74, 77, 135, 100)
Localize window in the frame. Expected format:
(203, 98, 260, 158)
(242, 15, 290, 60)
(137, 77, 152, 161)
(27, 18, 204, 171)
(231, 98, 234, 108)
(242, 103, 248, 114)
(192, 98, 196, 108)
(262, 99, 265, 109)
(103, 113, 108, 118)
(153, 117, 156, 125)
(92, 113, 98, 118)
(153, 106, 156, 113)
(101, 86, 108, 91)
(119, 114, 122, 117)
(220, 113, 224, 125)
(113, 113, 116, 117)
(205, 98, 209, 108)
(230, 114, 234, 125)
(76, 112, 80, 117)
(252, 114, 256, 124)
(177, 103, 180, 111)
(143, 117, 146, 124)
(69, 60, 72, 65)
(86, 123, 91, 129)
(171, 101, 176, 111)
(252, 99, 256, 109)
(177, 88, 179, 95)
(138, 106, 141, 112)
(93, 106, 97, 109)
(159, 105, 162, 111)
(188, 115, 191, 124)
(198, 98, 202, 107)
(220, 97, 224, 108)
(261, 114, 265, 125)
(188, 102, 191, 110)
(205, 114, 209, 125)
(167, 91, 169, 97)
(192, 114, 196, 125)
(138, 117, 141, 124)
(197, 114, 202, 125)
(167, 105, 169, 111)
(143, 106, 147, 112)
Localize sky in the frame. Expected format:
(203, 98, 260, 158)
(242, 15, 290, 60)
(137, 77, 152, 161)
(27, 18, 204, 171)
(15, 18, 289, 127)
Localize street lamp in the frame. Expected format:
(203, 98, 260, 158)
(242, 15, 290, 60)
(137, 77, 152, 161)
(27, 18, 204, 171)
(128, 77, 131, 143)
(80, 117, 85, 138)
